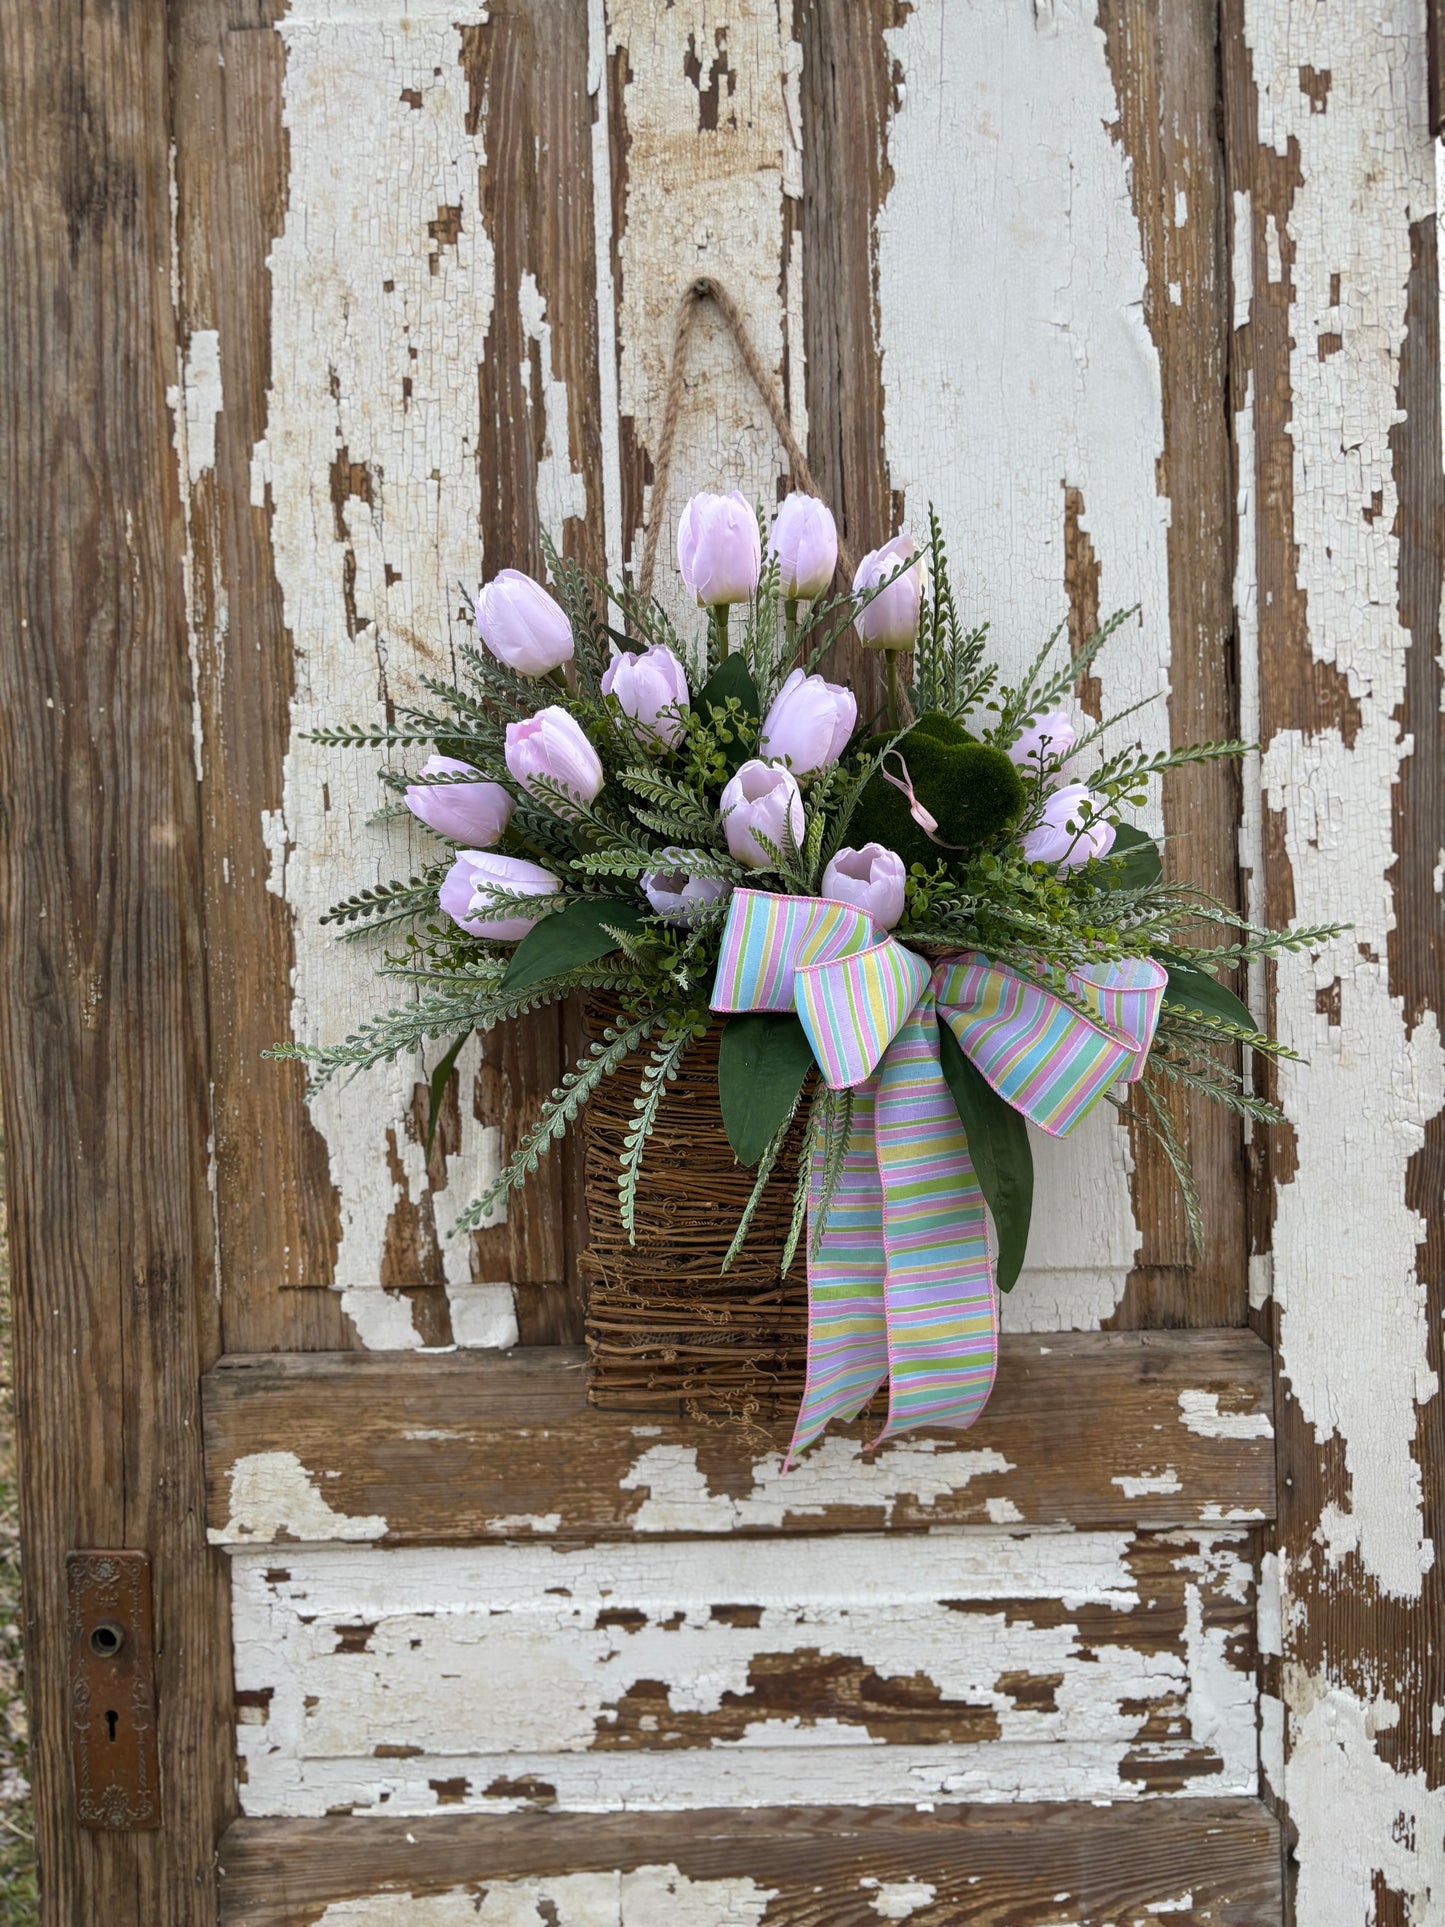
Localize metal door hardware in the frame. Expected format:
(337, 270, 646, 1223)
(66, 1551, 161, 1829)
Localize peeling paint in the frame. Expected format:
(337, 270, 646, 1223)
(861, 1876, 938, 1920)
(256, 8, 515, 1347)
(310, 1867, 777, 1926)
(1248, 0, 1443, 1602)
(211, 1450, 387, 1546)
(875, 0, 1172, 1331)
(618, 1437, 1016, 1534)
(229, 1532, 1255, 1815)
(1177, 1391, 1273, 1441)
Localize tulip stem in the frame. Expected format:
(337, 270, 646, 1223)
(885, 649, 901, 732)
(709, 603, 730, 662)
(784, 596, 799, 662)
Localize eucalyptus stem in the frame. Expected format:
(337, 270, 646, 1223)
(709, 602, 730, 661)
(885, 649, 901, 731)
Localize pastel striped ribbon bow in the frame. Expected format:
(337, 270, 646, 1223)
(711, 889, 1167, 1466)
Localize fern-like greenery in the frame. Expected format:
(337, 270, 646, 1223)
(288, 504, 1341, 1257)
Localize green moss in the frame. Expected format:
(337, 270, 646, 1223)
(851, 710, 1026, 872)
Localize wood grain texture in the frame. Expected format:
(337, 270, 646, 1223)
(172, 7, 356, 1356)
(1098, 0, 1247, 1317)
(183, 1, 605, 1354)
(202, 1333, 1274, 1544)
(227, 1530, 1257, 1814)
(0, 2, 232, 1919)
(1223, 3, 1445, 1917)
(216, 1800, 1281, 1926)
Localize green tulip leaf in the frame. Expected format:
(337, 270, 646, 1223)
(695, 651, 760, 722)
(694, 654, 760, 774)
(938, 1018, 1034, 1293)
(1164, 961, 1258, 1034)
(425, 1032, 470, 1158)
(501, 897, 647, 995)
(718, 1012, 817, 1167)
(1107, 822, 1163, 889)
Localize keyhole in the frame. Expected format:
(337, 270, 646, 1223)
(104, 1710, 119, 1743)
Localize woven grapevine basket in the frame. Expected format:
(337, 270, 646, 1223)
(581, 997, 811, 1418)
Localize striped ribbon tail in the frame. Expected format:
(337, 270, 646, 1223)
(709, 890, 1167, 1467)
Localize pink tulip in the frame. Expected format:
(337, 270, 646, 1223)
(759, 667, 856, 776)
(404, 755, 513, 846)
(602, 645, 690, 749)
(719, 759, 805, 870)
(821, 843, 907, 930)
(504, 706, 604, 812)
(642, 858, 732, 924)
(440, 851, 558, 941)
(1020, 783, 1116, 871)
(852, 534, 926, 650)
(1008, 706, 1077, 774)
(768, 493, 838, 600)
(476, 569, 574, 676)
(677, 490, 762, 606)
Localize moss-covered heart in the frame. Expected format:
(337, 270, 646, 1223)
(850, 710, 1026, 873)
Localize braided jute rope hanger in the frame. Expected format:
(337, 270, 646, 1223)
(634, 275, 861, 608)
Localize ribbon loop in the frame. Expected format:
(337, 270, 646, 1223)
(709, 890, 1166, 1466)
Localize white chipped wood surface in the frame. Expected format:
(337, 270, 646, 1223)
(1233, 0, 1445, 1916)
(255, 0, 1174, 1341)
(257, 0, 519, 1349)
(208, 0, 1445, 1911)
(231, 1531, 1256, 1816)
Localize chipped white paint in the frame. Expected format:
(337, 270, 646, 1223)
(876, 0, 1172, 1331)
(587, 0, 624, 579)
(617, 1435, 1015, 1532)
(1176, 1391, 1273, 1441)
(256, 8, 533, 1344)
(606, 0, 795, 650)
(210, 1450, 387, 1546)
(1111, 1469, 1182, 1499)
(229, 1532, 1255, 1814)
(1288, 1681, 1445, 1924)
(1247, 0, 1443, 1602)
(519, 270, 589, 536)
(862, 1877, 938, 1920)
(1237, 2, 1445, 1913)
(179, 328, 222, 484)
(310, 1867, 776, 1926)
(484, 1512, 561, 1537)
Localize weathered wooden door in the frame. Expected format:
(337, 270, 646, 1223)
(4, 1, 1442, 1922)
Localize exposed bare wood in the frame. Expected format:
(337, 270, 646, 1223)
(0, 2, 232, 1918)
(216, 1800, 1281, 1926)
(228, 1529, 1257, 1814)
(1098, 0, 1246, 1310)
(202, 1332, 1275, 1544)
(1223, 2, 1445, 1916)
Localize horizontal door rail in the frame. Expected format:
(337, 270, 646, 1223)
(203, 1330, 1274, 1544)
(217, 1799, 1281, 1926)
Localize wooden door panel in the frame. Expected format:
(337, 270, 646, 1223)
(174, 0, 1279, 1919)
(228, 1531, 1255, 1815)
(201, 1336, 1275, 1543)
(217, 1803, 1281, 1926)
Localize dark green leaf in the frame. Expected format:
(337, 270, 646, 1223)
(1165, 961, 1258, 1034)
(501, 897, 648, 994)
(718, 1012, 817, 1166)
(695, 653, 760, 723)
(1106, 822, 1163, 888)
(426, 1033, 470, 1157)
(938, 1019, 1034, 1293)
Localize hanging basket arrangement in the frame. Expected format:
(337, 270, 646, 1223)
(281, 468, 1334, 1464)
